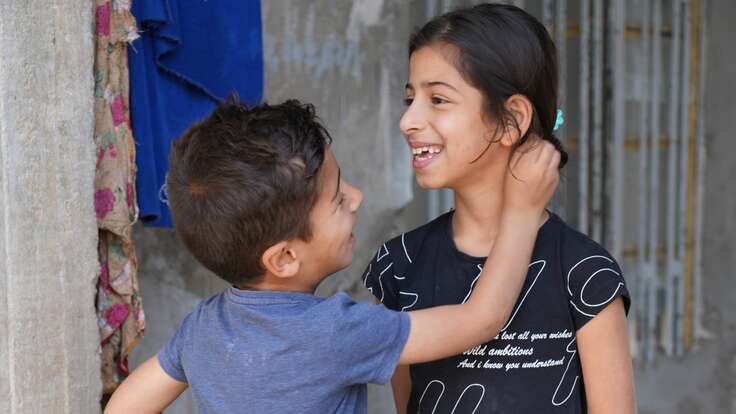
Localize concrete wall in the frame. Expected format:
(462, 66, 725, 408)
(634, 1, 736, 413)
(0, 2, 101, 413)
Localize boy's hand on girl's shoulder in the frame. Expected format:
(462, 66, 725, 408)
(503, 137, 560, 214)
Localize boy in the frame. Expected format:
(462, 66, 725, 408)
(105, 99, 559, 413)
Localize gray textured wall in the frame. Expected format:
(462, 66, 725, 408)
(634, 1, 736, 413)
(0, 1, 101, 413)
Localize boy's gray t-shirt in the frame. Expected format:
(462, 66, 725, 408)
(158, 288, 411, 414)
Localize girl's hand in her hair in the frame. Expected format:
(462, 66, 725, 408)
(503, 138, 560, 215)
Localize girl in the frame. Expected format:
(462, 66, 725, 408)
(363, 4, 635, 413)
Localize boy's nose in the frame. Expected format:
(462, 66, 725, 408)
(345, 183, 363, 212)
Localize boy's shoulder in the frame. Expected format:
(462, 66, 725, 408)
(173, 290, 396, 349)
(169, 291, 228, 335)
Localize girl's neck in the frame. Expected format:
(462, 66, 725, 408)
(450, 178, 550, 257)
(450, 177, 505, 257)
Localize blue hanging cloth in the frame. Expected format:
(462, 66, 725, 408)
(129, 0, 263, 227)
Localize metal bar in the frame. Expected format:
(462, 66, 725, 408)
(426, 0, 438, 20)
(638, 0, 652, 267)
(681, 0, 702, 352)
(564, 22, 675, 39)
(646, 0, 664, 365)
(692, 0, 707, 344)
(578, 0, 591, 233)
(623, 243, 665, 258)
(555, 0, 568, 220)
(663, 0, 682, 357)
(635, 0, 653, 361)
(442, 0, 453, 13)
(674, 0, 692, 356)
(543, 0, 554, 31)
(563, 134, 678, 150)
(591, 0, 604, 244)
(610, 0, 626, 260)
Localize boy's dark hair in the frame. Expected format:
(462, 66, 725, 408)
(410, 3, 568, 168)
(167, 98, 332, 287)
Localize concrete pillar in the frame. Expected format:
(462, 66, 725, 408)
(0, 1, 101, 413)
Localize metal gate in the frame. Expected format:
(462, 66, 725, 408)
(422, 0, 709, 364)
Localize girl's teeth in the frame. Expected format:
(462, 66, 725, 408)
(412, 146, 442, 155)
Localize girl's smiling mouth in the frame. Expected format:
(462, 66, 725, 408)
(410, 143, 444, 169)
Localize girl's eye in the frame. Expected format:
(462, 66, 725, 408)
(431, 96, 449, 105)
(403, 97, 414, 106)
(338, 194, 345, 206)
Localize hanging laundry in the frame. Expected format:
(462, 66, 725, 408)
(129, 0, 264, 227)
(93, 0, 144, 395)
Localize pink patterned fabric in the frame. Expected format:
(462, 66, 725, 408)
(93, 0, 144, 395)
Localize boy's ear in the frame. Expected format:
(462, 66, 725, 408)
(261, 241, 300, 279)
(500, 94, 534, 147)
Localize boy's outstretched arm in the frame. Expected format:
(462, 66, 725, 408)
(104, 356, 188, 414)
(398, 140, 560, 365)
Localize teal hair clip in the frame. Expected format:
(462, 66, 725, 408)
(553, 109, 565, 131)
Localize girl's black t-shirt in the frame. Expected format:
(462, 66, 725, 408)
(363, 211, 630, 414)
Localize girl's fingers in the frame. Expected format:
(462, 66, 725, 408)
(516, 139, 543, 167)
(533, 140, 546, 162)
(509, 139, 560, 184)
(546, 152, 561, 183)
(549, 150, 561, 171)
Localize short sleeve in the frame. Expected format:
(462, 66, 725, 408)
(157, 313, 193, 383)
(329, 294, 411, 386)
(362, 243, 401, 310)
(563, 240, 631, 331)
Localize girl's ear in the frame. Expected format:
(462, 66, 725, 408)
(499, 94, 534, 147)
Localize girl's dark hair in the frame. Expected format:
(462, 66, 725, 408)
(409, 3, 568, 167)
